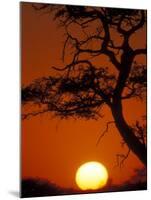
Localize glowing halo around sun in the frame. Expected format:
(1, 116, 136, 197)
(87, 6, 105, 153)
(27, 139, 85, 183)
(75, 161, 109, 190)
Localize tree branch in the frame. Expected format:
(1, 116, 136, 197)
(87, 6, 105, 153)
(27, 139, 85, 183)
(96, 121, 115, 146)
(133, 48, 147, 57)
(22, 109, 50, 120)
(116, 148, 131, 168)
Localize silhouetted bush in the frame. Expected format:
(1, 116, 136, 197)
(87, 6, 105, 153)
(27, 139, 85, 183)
(21, 178, 65, 197)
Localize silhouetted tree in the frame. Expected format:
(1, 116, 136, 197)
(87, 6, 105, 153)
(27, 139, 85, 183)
(22, 4, 147, 166)
(21, 178, 63, 197)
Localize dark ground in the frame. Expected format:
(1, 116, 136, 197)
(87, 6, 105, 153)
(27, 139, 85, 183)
(21, 178, 147, 198)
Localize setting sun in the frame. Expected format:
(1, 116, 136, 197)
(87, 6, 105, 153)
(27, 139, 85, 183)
(75, 161, 109, 190)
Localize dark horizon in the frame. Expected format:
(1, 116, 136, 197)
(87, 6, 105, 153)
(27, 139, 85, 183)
(21, 176, 147, 198)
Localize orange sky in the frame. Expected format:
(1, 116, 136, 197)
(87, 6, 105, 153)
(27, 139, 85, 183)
(21, 3, 146, 190)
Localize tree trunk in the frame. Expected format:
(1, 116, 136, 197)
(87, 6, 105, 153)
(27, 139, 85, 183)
(111, 99, 147, 166)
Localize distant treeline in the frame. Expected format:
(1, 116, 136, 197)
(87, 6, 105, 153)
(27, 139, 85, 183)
(21, 178, 147, 198)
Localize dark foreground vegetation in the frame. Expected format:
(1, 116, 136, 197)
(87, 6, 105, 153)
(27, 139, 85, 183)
(21, 178, 147, 198)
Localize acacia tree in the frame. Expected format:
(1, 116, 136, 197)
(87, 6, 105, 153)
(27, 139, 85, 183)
(22, 4, 147, 166)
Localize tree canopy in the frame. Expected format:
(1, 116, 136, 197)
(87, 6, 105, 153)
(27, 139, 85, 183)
(22, 4, 147, 166)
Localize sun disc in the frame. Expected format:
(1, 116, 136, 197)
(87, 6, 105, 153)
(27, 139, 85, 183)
(75, 161, 108, 190)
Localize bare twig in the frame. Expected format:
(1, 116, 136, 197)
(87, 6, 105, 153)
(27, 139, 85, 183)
(96, 121, 115, 146)
(116, 148, 131, 168)
(22, 109, 50, 120)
